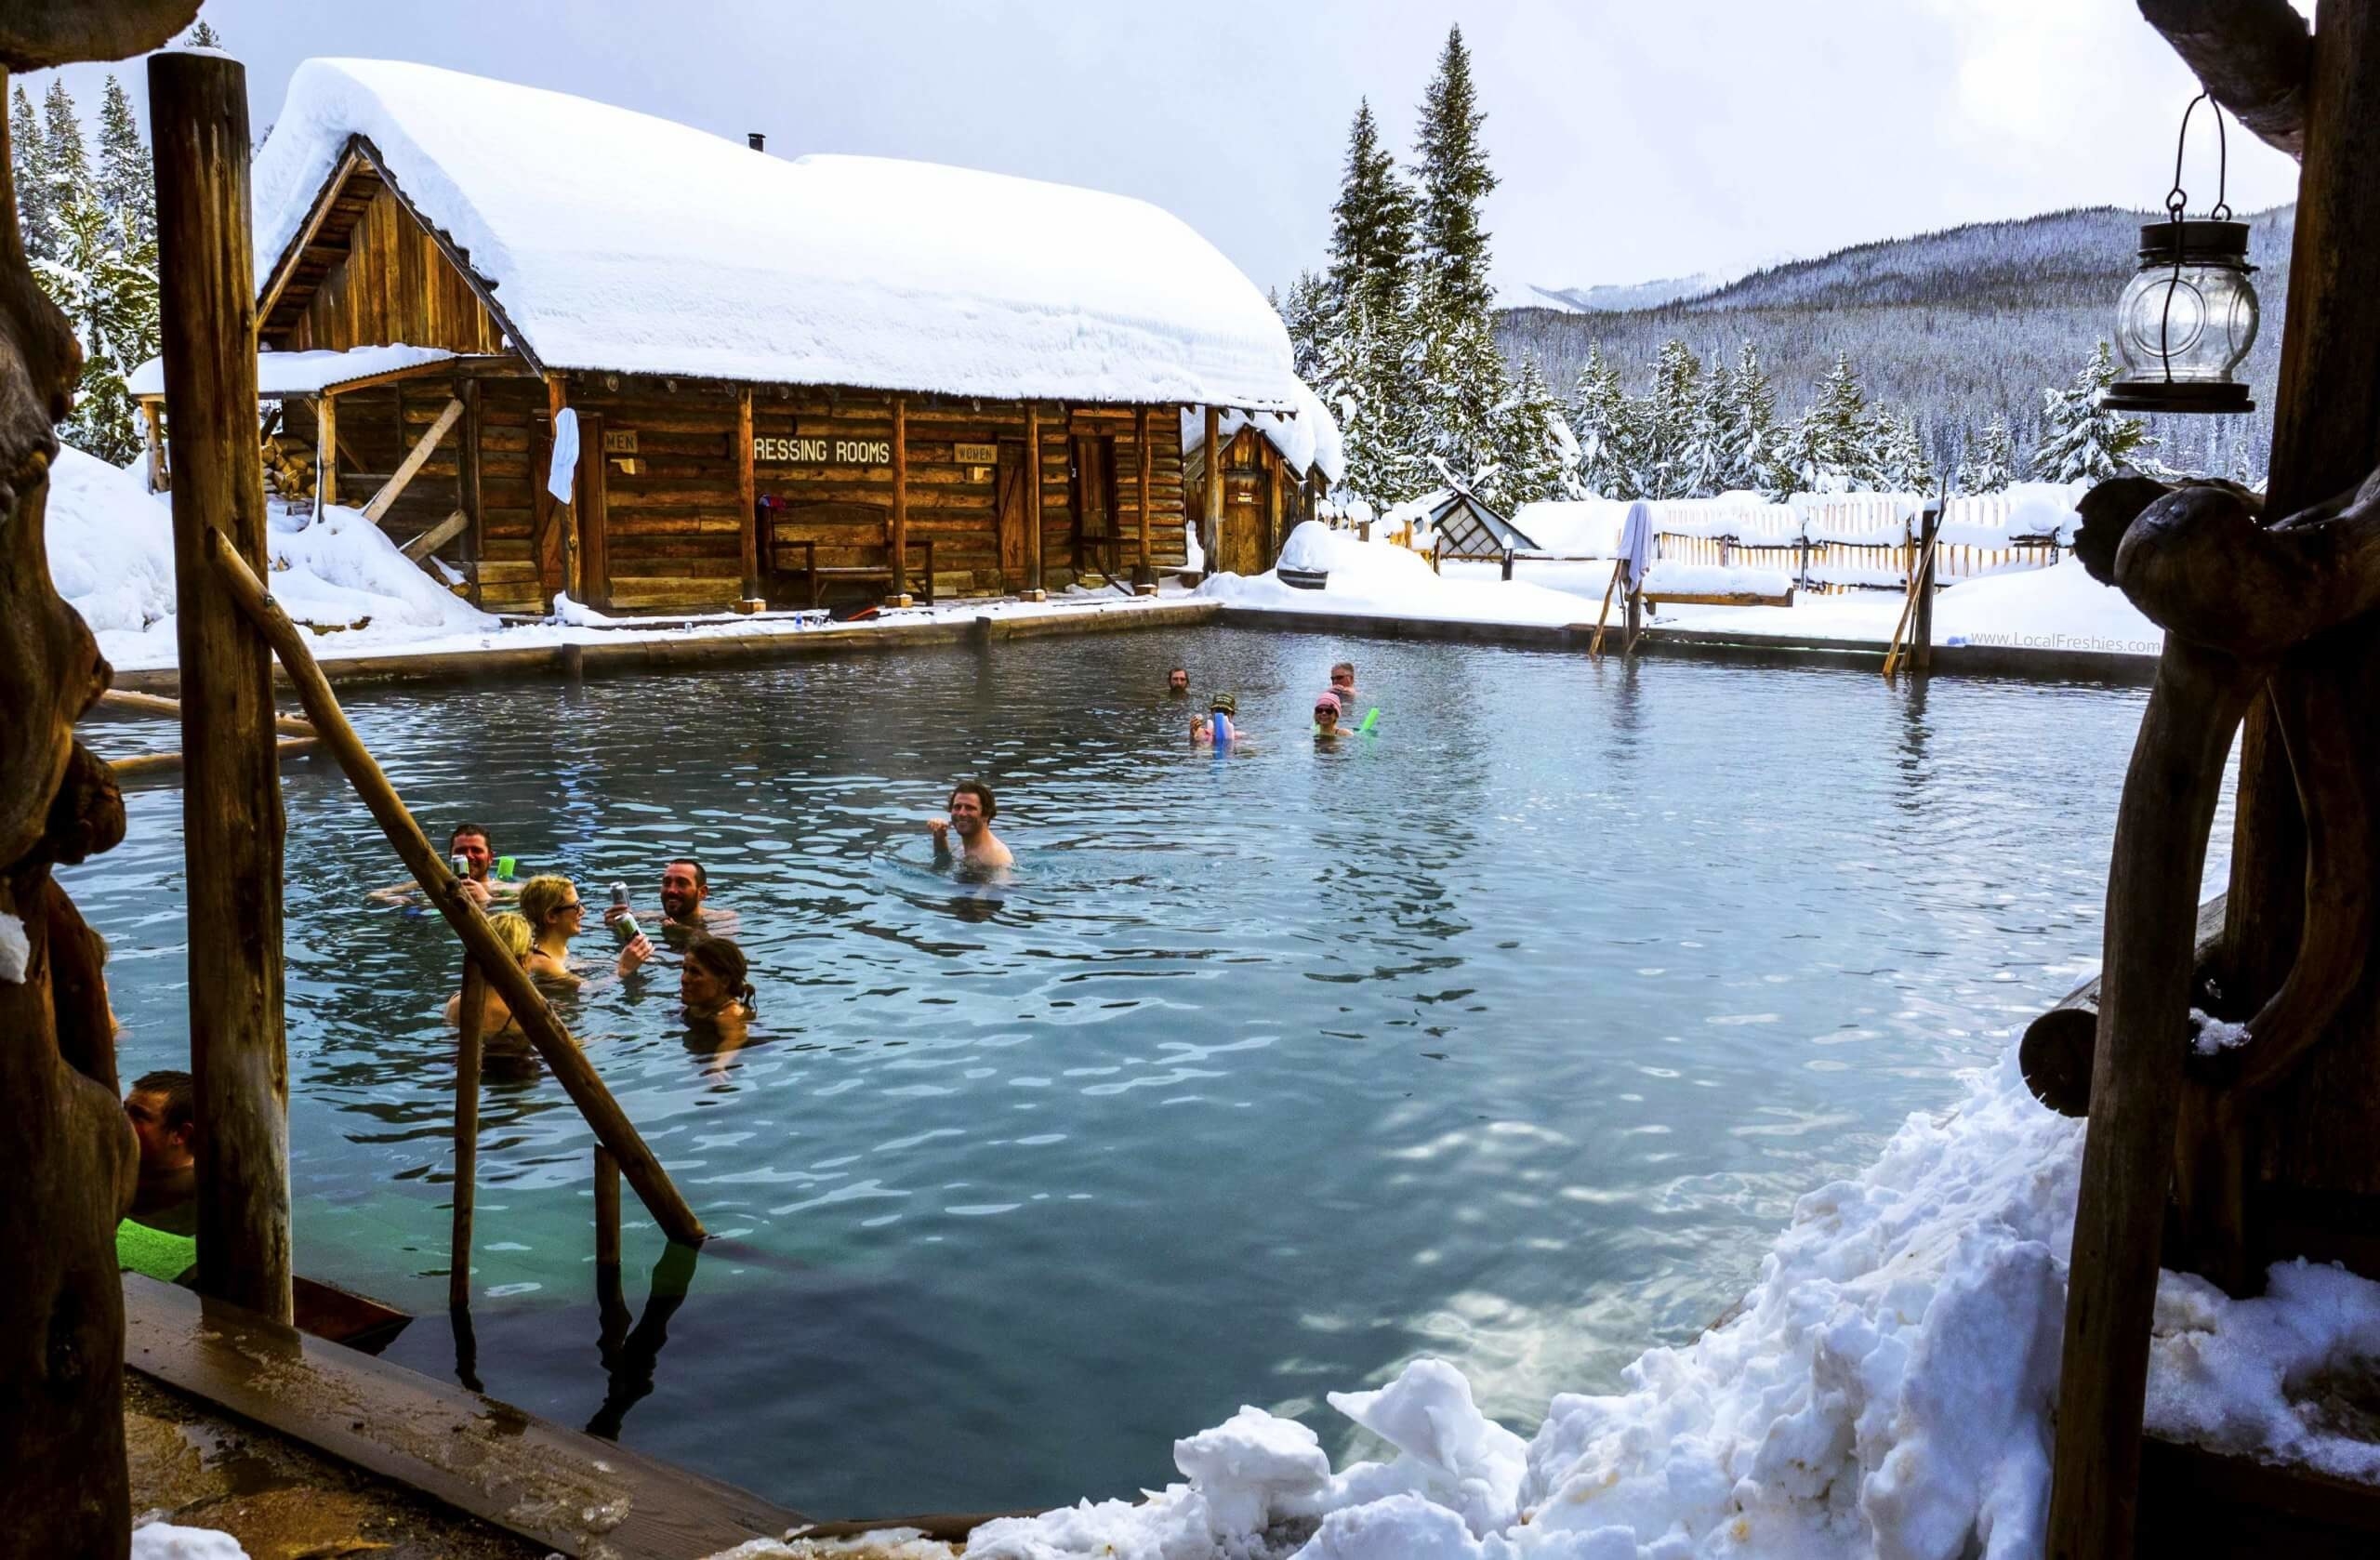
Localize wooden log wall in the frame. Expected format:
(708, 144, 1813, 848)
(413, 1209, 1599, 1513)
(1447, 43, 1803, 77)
(279, 179, 504, 356)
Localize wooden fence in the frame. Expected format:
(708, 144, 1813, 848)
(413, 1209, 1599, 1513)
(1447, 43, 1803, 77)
(1632, 494, 2065, 595)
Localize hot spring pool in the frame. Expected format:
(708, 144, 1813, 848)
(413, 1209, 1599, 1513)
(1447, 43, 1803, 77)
(70, 628, 2205, 1518)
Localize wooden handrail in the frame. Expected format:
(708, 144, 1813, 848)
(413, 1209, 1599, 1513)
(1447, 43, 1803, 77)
(100, 686, 315, 740)
(450, 954, 486, 1311)
(205, 527, 705, 1248)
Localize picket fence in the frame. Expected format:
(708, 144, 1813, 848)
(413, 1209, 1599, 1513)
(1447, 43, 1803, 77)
(1636, 494, 2065, 595)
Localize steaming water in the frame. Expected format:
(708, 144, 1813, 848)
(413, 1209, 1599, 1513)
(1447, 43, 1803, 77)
(71, 628, 2203, 1519)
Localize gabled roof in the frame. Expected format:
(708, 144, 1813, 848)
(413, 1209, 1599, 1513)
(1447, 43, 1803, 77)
(250, 59, 1304, 410)
(1423, 486, 1540, 558)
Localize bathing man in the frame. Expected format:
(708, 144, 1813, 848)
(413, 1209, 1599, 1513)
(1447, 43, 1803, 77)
(605, 857, 741, 944)
(929, 780, 1012, 872)
(123, 1070, 198, 1236)
(1167, 667, 1191, 696)
(370, 821, 509, 907)
(1329, 662, 1360, 710)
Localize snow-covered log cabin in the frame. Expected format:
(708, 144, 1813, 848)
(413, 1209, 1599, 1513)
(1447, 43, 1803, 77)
(130, 59, 1339, 614)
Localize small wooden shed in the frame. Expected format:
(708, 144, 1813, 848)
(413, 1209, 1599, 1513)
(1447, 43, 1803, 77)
(1180, 388, 1344, 577)
(132, 58, 1318, 615)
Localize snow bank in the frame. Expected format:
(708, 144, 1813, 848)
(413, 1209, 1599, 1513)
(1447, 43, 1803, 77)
(1199, 522, 1590, 628)
(126, 343, 458, 400)
(1639, 562, 1792, 600)
(43, 445, 498, 671)
(1183, 378, 1347, 483)
(131, 1525, 248, 1560)
(1659, 557, 2162, 657)
(253, 59, 1300, 411)
(750, 1048, 2380, 1560)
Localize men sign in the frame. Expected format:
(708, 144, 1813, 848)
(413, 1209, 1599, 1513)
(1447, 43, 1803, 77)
(755, 434, 892, 466)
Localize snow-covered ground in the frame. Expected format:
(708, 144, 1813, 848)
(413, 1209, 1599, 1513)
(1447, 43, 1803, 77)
(44, 447, 1196, 677)
(1204, 520, 2162, 661)
(712, 1049, 2380, 1560)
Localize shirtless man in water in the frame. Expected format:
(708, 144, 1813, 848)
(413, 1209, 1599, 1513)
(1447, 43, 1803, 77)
(929, 780, 1013, 872)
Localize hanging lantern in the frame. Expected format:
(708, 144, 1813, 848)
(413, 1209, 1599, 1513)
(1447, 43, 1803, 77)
(2102, 96, 2260, 416)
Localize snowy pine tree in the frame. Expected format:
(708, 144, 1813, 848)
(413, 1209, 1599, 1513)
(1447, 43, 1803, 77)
(1718, 343, 1786, 497)
(1418, 307, 1506, 489)
(187, 20, 225, 48)
(2030, 342, 2151, 483)
(1779, 351, 1871, 494)
(1676, 352, 1732, 500)
(1567, 345, 1636, 499)
(1638, 340, 1701, 499)
(1410, 25, 1497, 325)
(9, 83, 52, 264)
(1957, 415, 2018, 493)
(1482, 351, 1576, 509)
(97, 76, 153, 250)
(1276, 270, 1333, 386)
(1325, 99, 1415, 315)
(1326, 286, 1431, 512)
(28, 74, 158, 466)
(1868, 407, 1932, 493)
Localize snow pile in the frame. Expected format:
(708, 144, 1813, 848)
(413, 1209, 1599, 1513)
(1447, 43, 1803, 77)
(1200, 521, 1590, 628)
(1509, 501, 1620, 558)
(126, 343, 458, 400)
(744, 1049, 2380, 1560)
(1657, 556, 2162, 656)
(253, 59, 1299, 410)
(1639, 562, 1792, 600)
(131, 1525, 248, 1560)
(43, 445, 497, 670)
(1183, 379, 1347, 483)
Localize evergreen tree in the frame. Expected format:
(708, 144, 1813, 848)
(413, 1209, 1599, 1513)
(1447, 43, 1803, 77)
(1718, 342, 1785, 497)
(1483, 351, 1575, 509)
(1325, 285, 1430, 511)
(1277, 270, 1332, 386)
(42, 78, 89, 193)
(28, 73, 157, 465)
(9, 83, 52, 263)
(2030, 342, 2151, 483)
(1779, 350, 1872, 494)
(1567, 344, 1636, 499)
(1676, 351, 1733, 500)
(1957, 415, 2018, 493)
(1638, 339, 1701, 499)
(1868, 406, 1932, 493)
(97, 76, 153, 250)
(187, 20, 225, 48)
(1410, 25, 1498, 324)
(1325, 99, 1415, 314)
(1417, 306, 1505, 488)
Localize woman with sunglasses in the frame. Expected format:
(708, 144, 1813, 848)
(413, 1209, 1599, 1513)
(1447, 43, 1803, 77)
(519, 874, 652, 985)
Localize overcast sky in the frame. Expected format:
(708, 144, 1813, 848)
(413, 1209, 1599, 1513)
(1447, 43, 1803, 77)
(29, 0, 2307, 297)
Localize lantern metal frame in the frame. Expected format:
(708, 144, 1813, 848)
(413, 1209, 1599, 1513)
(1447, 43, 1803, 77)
(2102, 93, 2261, 416)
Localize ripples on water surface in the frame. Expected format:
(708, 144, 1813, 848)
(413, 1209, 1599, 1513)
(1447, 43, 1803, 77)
(70, 628, 2220, 1516)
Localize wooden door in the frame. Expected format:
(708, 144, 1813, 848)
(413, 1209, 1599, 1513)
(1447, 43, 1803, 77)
(1218, 437, 1264, 576)
(530, 415, 564, 602)
(995, 439, 1031, 591)
(575, 411, 610, 610)
(1071, 434, 1114, 576)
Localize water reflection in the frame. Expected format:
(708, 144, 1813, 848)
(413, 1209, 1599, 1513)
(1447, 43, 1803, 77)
(589, 1242, 701, 1440)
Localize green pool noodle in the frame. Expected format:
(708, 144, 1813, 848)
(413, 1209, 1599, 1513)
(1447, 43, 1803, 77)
(1359, 708, 1379, 733)
(496, 855, 517, 880)
(116, 1219, 197, 1285)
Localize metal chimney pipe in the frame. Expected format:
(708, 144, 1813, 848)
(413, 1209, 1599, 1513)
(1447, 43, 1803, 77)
(747, 131, 765, 152)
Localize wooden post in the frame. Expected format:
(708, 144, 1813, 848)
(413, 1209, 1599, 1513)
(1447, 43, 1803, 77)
(888, 395, 911, 606)
(594, 1146, 621, 1269)
(205, 530, 707, 1248)
(152, 46, 293, 1325)
(735, 387, 760, 608)
(314, 392, 337, 514)
(140, 399, 167, 491)
(547, 373, 577, 602)
(449, 955, 485, 1312)
(458, 378, 483, 607)
(1135, 405, 1155, 593)
(1912, 500, 1940, 673)
(360, 395, 463, 523)
(1202, 405, 1223, 575)
(1024, 403, 1047, 601)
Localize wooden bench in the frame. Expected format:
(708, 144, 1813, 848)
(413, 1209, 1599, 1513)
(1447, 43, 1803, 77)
(774, 536, 937, 610)
(1644, 587, 1795, 609)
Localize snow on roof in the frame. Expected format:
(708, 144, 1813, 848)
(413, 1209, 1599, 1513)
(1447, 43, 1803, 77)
(251, 59, 1302, 411)
(1179, 378, 1345, 483)
(126, 343, 460, 400)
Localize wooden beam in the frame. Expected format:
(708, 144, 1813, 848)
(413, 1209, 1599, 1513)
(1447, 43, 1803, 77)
(449, 956, 484, 1313)
(457, 378, 483, 607)
(360, 395, 464, 523)
(342, 136, 549, 377)
(1025, 402, 1046, 601)
(888, 394, 911, 605)
(255, 144, 365, 328)
(108, 737, 320, 784)
(123, 1275, 806, 1557)
(2139, 0, 2314, 162)
(99, 687, 313, 741)
(314, 392, 337, 511)
(736, 387, 759, 602)
(152, 46, 294, 1326)
(1137, 404, 1154, 592)
(205, 529, 707, 1249)
(1202, 404, 1223, 572)
(400, 509, 469, 563)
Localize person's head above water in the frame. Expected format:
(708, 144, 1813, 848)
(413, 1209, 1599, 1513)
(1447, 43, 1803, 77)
(1315, 691, 1343, 728)
(486, 910, 534, 965)
(1329, 662, 1356, 694)
(681, 933, 755, 1015)
(519, 875, 583, 938)
(1209, 693, 1236, 718)
(449, 823, 494, 879)
(660, 858, 708, 922)
(948, 780, 998, 839)
(1167, 667, 1189, 694)
(125, 1069, 195, 1176)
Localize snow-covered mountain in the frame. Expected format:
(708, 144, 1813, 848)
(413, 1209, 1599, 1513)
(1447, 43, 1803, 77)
(1495, 272, 1726, 314)
(1498, 204, 2294, 476)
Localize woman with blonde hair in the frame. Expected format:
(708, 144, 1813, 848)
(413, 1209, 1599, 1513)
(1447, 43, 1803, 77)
(520, 874, 651, 985)
(443, 910, 536, 1038)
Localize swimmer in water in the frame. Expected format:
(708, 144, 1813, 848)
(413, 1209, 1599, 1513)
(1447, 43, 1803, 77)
(1167, 666, 1191, 696)
(1194, 693, 1254, 748)
(1329, 661, 1360, 711)
(681, 933, 757, 1065)
(929, 779, 1013, 873)
(1313, 691, 1347, 741)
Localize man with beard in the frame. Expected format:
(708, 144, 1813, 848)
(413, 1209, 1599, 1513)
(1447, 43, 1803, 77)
(604, 857, 741, 945)
(928, 779, 1012, 874)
